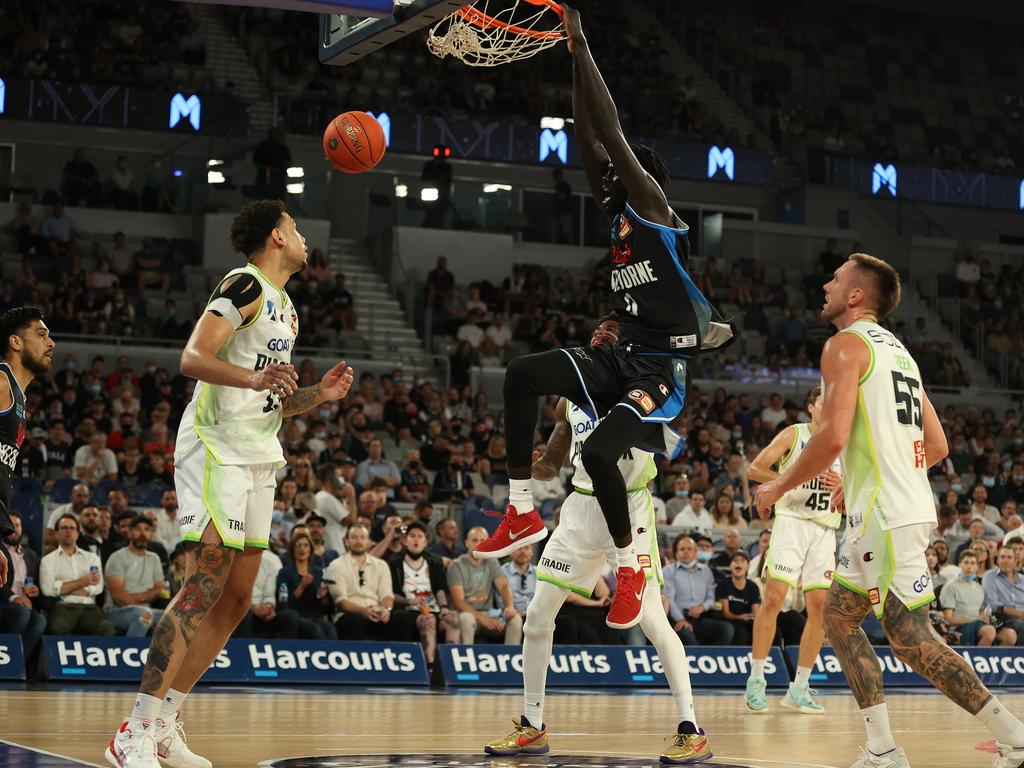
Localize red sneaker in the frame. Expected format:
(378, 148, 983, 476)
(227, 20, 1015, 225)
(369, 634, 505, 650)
(473, 506, 548, 559)
(606, 566, 646, 629)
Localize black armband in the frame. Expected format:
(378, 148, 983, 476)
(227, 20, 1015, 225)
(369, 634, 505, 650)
(206, 272, 263, 328)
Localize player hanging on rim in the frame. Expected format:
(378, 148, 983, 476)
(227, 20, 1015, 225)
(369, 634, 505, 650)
(755, 253, 1024, 768)
(744, 386, 842, 715)
(0, 308, 55, 589)
(484, 315, 712, 764)
(474, 4, 733, 634)
(107, 200, 355, 768)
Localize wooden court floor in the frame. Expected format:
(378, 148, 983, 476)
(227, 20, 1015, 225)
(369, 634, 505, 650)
(1, 687, 1018, 768)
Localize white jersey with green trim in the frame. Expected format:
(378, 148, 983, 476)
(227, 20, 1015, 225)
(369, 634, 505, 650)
(833, 318, 935, 532)
(774, 423, 842, 529)
(566, 400, 657, 492)
(175, 264, 296, 468)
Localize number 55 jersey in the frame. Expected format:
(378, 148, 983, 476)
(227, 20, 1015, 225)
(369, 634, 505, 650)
(834, 318, 935, 533)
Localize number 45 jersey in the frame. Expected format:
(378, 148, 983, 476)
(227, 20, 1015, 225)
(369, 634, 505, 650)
(831, 319, 935, 532)
(774, 423, 842, 530)
(175, 264, 295, 469)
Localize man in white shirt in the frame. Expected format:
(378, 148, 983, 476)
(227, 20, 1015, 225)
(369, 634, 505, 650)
(46, 482, 91, 530)
(956, 256, 980, 288)
(316, 463, 356, 554)
(74, 431, 118, 485)
(760, 393, 787, 431)
(237, 548, 300, 638)
(485, 313, 512, 353)
(41, 514, 115, 636)
(670, 490, 715, 536)
(456, 309, 485, 349)
(153, 489, 181, 552)
(970, 484, 1000, 524)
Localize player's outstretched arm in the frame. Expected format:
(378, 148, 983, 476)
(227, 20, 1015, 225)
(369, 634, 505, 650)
(562, 5, 671, 226)
(746, 425, 796, 484)
(571, 55, 611, 216)
(532, 397, 572, 481)
(754, 334, 867, 513)
(181, 273, 298, 395)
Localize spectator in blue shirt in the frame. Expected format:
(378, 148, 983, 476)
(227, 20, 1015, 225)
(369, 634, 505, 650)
(355, 439, 401, 499)
(500, 544, 537, 615)
(663, 535, 734, 646)
(983, 547, 1024, 644)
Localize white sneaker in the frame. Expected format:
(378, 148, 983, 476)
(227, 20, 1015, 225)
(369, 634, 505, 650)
(849, 746, 911, 768)
(155, 716, 212, 768)
(105, 721, 160, 768)
(994, 742, 1024, 768)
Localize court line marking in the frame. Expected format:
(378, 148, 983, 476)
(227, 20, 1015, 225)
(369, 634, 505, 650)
(0, 738, 106, 767)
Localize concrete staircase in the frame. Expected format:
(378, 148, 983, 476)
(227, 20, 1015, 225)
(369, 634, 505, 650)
(328, 237, 426, 360)
(192, 4, 276, 135)
(628, 5, 799, 187)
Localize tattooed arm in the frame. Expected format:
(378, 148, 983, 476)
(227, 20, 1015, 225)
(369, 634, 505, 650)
(822, 583, 885, 708)
(532, 397, 572, 481)
(883, 590, 992, 714)
(280, 383, 323, 418)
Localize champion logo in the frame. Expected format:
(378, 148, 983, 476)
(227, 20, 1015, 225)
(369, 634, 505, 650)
(658, 384, 670, 397)
(863, 552, 875, 562)
(618, 217, 632, 239)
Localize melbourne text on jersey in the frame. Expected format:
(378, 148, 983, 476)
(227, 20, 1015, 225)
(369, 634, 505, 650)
(611, 260, 659, 292)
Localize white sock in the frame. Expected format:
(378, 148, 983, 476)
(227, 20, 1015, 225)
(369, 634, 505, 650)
(522, 583, 568, 730)
(615, 545, 639, 572)
(509, 479, 533, 513)
(977, 696, 1024, 747)
(523, 694, 544, 730)
(127, 693, 163, 732)
(640, 576, 697, 731)
(861, 703, 896, 755)
(157, 688, 188, 726)
(749, 658, 766, 680)
(794, 666, 812, 687)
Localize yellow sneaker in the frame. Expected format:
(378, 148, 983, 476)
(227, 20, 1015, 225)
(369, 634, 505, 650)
(660, 728, 713, 764)
(484, 718, 549, 756)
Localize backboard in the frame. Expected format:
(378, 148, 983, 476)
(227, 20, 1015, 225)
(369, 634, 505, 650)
(319, 0, 467, 66)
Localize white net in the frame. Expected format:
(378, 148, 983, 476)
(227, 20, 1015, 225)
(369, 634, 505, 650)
(427, 0, 566, 67)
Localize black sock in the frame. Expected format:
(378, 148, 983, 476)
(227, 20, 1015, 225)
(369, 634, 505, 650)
(678, 720, 699, 735)
(521, 715, 541, 730)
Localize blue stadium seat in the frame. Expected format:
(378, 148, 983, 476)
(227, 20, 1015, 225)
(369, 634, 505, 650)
(133, 481, 169, 508)
(49, 477, 78, 505)
(92, 479, 126, 505)
(463, 506, 506, 536)
(11, 491, 44, 550)
(13, 476, 43, 498)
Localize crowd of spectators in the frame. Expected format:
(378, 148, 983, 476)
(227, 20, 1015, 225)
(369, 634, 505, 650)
(954, 254, 1024, 390)
(2, 315, 1022, 675)
(0, 0, 206, 87)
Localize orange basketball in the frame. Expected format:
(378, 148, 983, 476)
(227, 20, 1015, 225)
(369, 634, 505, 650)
(323, 111, 386, 173)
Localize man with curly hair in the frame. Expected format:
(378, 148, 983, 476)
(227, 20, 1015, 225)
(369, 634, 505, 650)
(106, 200, 355, 768)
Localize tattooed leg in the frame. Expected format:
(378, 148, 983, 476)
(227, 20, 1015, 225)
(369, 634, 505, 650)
(169, 547, 263, 693)
(881, 591, 992, 715)
(822, 582, 883, 708)
(139, 524, 237, 697)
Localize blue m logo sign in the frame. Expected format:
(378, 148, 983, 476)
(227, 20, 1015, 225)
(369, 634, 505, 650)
(169, 93, 201, 131)
(1019, 179, 1024, 210)
(367, 111, 391, 147)
(0, 78, 5, 115)
(539, 128, 568, 164)
(872, 163, 897, 196)
(707, 146, 734, 180)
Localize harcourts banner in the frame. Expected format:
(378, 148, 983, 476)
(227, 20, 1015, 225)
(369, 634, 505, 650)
(787, 646, 1024, 688)
(43, 637, 428, 685)
(0, 634, 26, 680)
(439, 645, 789, 687)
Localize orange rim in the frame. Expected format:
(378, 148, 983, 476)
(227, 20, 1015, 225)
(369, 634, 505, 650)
(455, 1, 565, 42)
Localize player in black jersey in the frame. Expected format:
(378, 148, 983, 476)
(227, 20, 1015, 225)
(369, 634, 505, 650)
(0, 307, 55, 587)
(475, 5, 732, 634)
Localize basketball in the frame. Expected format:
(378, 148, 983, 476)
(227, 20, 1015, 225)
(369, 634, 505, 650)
(322, 111, 386, 173)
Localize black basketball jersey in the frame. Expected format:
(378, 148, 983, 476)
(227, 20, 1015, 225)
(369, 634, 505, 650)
(609, 203, 732, 354)
(0, 361, 26, 517)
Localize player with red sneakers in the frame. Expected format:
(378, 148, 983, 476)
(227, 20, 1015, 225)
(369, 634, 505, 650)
(473, 4, 732, 631)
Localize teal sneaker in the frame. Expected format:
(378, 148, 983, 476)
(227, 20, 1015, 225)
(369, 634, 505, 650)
(745, 676, 768, 714)
(780, 682, 825, 714)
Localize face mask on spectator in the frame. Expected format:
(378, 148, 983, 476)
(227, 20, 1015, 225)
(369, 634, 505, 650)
(1003, 460, 1013, 472)
(983, 477, 996, 488)
(951, 483, 962, 492)
(960, 573, 977, 582)
(678, 559, 697, 569)
(1014, 474, 1024, 483)
(272, 510, 284, 523)
(732, 430, 742, 439)
(696, 551, 712, 563)
(66, 361, 76, 370)
(89, 384, 101, 395)
(147, 366, 156, 374)
(675, 490, 689, 497)
(314, 431, 326, 439)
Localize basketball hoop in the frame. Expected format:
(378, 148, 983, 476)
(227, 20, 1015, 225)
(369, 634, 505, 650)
(427, 0, 566, 67)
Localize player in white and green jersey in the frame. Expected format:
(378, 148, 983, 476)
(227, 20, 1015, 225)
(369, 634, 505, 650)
(107, 201, 355, 768)
(755, 253, 1024, 768)
(485, 317, 712, 765)
(744, 386, 842, 716)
